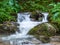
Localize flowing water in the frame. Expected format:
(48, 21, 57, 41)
(1, 12, 49, 45)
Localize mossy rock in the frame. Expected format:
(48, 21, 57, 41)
(30, 11, 44, 21)
(28, 23, 58, 43)
(39, 36, 50, 43)
(29, 23, 58, 36)
(0, 21, 18, 35)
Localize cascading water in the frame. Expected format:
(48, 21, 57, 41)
(17, 13, 42, 36)
(2, 12, 49, 45)
(42, 13, 48, 22)
(17, 12, 48, 36)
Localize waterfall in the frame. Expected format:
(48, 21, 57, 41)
(17, 12, 48, 36)
(42, 13, 48, 22)
(2, 12, 48, 45)
(17, 12, 42, 35)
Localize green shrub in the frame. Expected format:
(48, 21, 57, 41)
(18, 0, 54, 12)
(0, 0, 20, 23)
(48, 2, 60, 23)
(0, 12, 15, 23)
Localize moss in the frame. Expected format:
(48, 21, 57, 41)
(28, 23, 58, 37)
(28, 23, 58, 43)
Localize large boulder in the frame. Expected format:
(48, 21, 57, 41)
(0, 21, 19, 34)
(28, 23, 58, 36)
(28, 23, 58, 43)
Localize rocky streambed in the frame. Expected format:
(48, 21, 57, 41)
(0, 36, 60, 45)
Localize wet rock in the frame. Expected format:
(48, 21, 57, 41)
(29, 23, 58, 36)
(30, 11, 44, 21)
(0, 21, 18, 34)
(28, 23, 58, 43)
(50, 36, 60, 42)
(39, 36, 50, 43)
(0, 41, 10, 45)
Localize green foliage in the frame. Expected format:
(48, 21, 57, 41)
(0, 12, 15, 23)
(48, 2, 60, 24)
(0, 0, 20, 13)
(0, 0, 20, 23)
(18, 0, 54, 12)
